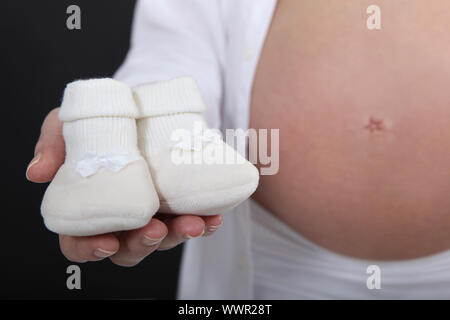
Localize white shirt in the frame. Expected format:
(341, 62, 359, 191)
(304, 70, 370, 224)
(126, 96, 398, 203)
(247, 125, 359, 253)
(115, 0, 450, 300)
(115, 0, 277, 299)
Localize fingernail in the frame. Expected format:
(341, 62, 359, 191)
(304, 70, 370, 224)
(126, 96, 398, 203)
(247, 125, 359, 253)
(184, 229, 205, 240)
(206, 225, 221, 233)
(142, 235, 163, 246)
(94, 248, 116, 258)
(203, 226, 220, 237)
(25, 152, 41, 180)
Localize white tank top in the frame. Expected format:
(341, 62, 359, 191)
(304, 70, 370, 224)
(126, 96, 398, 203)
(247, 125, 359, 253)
(250, 200, 450, 299)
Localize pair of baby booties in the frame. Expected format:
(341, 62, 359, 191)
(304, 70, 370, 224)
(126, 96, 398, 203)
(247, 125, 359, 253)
(41, 77, 259, 236)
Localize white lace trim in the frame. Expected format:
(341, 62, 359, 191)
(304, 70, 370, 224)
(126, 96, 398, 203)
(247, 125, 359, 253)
(75, 152, 141, 177)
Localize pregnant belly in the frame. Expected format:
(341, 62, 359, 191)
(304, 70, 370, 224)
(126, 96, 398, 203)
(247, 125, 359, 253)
(250, 0, 450, 260)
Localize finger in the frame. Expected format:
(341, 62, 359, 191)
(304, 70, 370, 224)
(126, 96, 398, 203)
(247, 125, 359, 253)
(158, 215, 205, 251)
(109, 218, 168, 267)
(59, 233, 119, 263)
(202, 214, 223, 237)
(26, 108, 65, 183)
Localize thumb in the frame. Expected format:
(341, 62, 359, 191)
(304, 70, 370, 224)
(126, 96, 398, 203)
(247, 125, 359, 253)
(26, 108, 65, 183)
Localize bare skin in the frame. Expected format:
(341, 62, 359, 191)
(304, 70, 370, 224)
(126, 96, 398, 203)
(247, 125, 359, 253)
(251, 0, 450, 260)
(26, 108, 223, 266)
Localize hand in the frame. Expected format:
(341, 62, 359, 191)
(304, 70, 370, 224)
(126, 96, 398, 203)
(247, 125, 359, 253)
(26, 108, 223, 266)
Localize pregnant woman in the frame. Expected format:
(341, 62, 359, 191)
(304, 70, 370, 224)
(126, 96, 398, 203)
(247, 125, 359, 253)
(27, 0, 450, 299)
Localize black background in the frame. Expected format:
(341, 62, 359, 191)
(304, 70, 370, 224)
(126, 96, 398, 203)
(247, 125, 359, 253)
(1, 0, 181, 299)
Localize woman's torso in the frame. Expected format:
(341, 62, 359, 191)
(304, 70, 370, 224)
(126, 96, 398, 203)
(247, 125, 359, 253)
(250, 0, 450, 260)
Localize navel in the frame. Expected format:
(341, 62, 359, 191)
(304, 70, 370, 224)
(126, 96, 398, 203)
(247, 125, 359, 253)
(365, 116, 385, 133)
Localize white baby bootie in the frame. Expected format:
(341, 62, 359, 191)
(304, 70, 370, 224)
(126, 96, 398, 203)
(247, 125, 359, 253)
(134, 77, 259, 215)
(41, 79, 160, 236)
